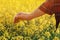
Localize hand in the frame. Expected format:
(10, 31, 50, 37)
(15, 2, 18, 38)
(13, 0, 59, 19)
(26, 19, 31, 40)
(14, 12, 32, 23)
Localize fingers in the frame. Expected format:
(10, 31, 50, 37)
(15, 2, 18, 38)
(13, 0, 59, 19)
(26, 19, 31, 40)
(13, 12, 30, 24)
(13, 13, 25, 23)
(14, 17, 18, 23)
(14, 15, 20, 23)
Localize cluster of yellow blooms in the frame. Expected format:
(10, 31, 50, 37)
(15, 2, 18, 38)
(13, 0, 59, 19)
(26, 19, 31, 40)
(0, 0, 60, 40)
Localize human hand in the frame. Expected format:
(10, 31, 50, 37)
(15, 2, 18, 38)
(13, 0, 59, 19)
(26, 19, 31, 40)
(14, 12, 32, 23)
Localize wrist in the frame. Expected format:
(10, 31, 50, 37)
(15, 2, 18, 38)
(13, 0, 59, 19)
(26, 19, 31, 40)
(26, 14, 34, 20)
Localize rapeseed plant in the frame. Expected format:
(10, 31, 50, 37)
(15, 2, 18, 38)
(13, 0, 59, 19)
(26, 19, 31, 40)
(0, 0, 60, 40)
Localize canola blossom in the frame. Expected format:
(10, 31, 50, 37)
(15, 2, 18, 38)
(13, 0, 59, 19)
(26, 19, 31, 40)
(0, 0, 60, 40)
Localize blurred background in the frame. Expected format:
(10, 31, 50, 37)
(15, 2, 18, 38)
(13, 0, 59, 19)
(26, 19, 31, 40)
(0, 0, 60, 40)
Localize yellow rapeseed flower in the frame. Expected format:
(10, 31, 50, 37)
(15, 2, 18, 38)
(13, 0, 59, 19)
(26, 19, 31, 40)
(44, 32, 51, 38)
(53, 36, 59, 40)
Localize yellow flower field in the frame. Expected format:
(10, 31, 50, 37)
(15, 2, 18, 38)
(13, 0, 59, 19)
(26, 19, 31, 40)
(0, 0, 60, 40)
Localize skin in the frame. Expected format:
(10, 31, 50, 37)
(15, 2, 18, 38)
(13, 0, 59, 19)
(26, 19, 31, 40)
(14, 8, 45, 23)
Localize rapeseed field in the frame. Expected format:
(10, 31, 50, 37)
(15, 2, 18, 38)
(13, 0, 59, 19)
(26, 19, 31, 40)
(0, 0, 60, 40)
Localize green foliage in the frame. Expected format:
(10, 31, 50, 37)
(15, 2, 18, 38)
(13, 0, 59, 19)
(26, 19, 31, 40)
(0, 0, 60, 40)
